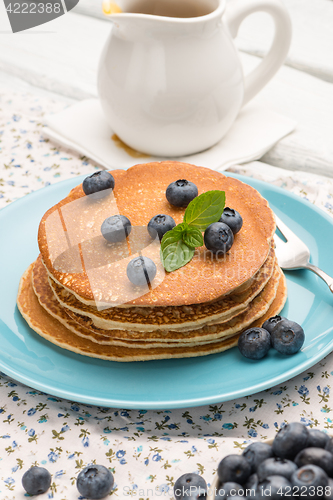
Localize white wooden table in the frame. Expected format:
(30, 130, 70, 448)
(0, 0, 332, 176)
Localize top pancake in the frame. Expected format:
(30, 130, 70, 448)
(38, 161, 275, 307)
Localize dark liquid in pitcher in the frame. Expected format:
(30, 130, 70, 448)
(128, 0, 217, 18)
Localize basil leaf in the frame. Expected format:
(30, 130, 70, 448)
(160, 224, 194, 272)
(161, 222, 188, 251)
(160, 190, 225, 272)
(161, 240, 194, 272)
(184, 190, 225, 231)
(183, 227, 204, 249)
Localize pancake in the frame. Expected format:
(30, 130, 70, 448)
(38, 162, 276, 307)
(49, 268, 283, 345)
(17, 262, 287, 361)
(19, 161, 286, 362)
(32, 256, 283, 345)
(45, 246, 276, 332)
(44, 252, 261, 308)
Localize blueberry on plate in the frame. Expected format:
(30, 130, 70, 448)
(272, 422, 309, 460)
(76, 464, 114, 499)
(270, 318, 305, 355)
(257, 457, 297, 482)
(204, 222, 234, 255)
(82, 171, 115, 197)
(22, 466, 52, 496)
(166, 179, 198, 207)
(257, 475, 291, 500)
(243, 442, 274, 473)
(294, 447, 333, 477)
(147, 214, 176, 240)
(238, 328, 271, 360)
(307, 429, 330, 449)
(217, 454, 251, 485)
(219, 207, 243, 234)
(262, 315, 284, 335)
(215, 482, 243, 499)
(101, 215, 131, 243)
(174, 473, 207, 500)
(291, 464, 329, 492)
(126, 256, 157, 286)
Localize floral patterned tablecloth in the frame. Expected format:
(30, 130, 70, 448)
(1, 90, 333, 500)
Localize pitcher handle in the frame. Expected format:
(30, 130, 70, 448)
(225, 0, 292, 106)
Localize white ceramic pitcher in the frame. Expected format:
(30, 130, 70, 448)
(98, 0, 292, 157)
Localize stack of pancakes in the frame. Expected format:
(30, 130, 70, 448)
(17, 162, 287, 362)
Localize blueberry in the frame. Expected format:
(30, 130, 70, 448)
(221, 497, 243, 500)
(325, 437, 333, 454)
(126, 256, 157, 286)
(215, 492, 241, 500)
(82, 170, 115, 197)
(243, 442, 274, 473)
(325, 477, 333, 500)
(77, 465, 114, 499)
(215, 490, 225, 499)
(204, 222, 234, 255)
(262, 315, 284, 334)
(174, 473, 207, 500)
(257, 457, 297, 482)
(245, 473, 259, 490)
(219, 207, 243, 234)
(270, 318, 305, 355)
(272, 422, 309, 460)
(257, 475, 291, 500)
(22, 466, 51, 496)
(294, 447, 333, 477)
(101, 215, 131, 243)
(307, 429, 330, 449)
(166, 179, 198, 207)
(238, 328, 271, 360)
(215, 482, 243, 499)
(291, 464, 329, 496)
(217, 454, 251, 485)
(147, 214, 176, 241)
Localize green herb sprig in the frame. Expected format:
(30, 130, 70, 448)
(161, 190, 225, 272)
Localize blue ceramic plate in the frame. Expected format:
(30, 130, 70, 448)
(0, 173, 332, 409)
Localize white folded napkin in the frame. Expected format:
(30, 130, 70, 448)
(43, 99, 296, 171)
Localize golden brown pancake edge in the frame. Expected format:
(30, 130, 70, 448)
(17, 263, 286, 362)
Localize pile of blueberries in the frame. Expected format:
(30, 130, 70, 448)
(174, 422, 333, 500)
(82, 171, 243, 285)
(20, 423, 333, 499)
(238, 315, 305, 360)
(22, 464, 114, 499)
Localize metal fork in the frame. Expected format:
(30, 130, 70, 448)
(274, 214, 333, 293)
